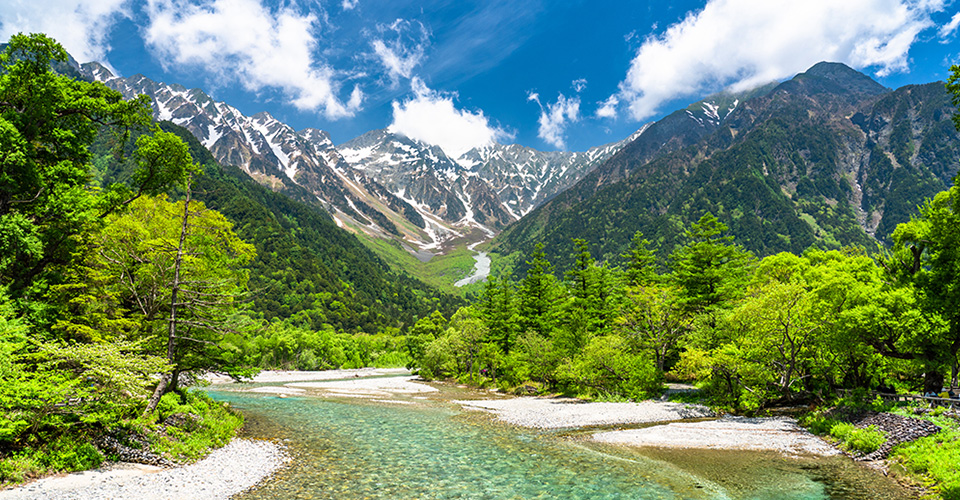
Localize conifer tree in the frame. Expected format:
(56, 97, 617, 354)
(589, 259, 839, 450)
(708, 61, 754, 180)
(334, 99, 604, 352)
(518, 243, 559, 338)
(622, 231, 658, 286)
(669, 213, 755, 312)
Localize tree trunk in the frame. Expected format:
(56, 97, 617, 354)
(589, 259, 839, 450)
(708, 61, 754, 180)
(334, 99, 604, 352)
(143, 185, 192, 416)
(143, 373, 172, 417)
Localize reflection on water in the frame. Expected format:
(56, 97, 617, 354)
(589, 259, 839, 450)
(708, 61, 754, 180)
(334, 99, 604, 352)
(209, 387, 915, 500)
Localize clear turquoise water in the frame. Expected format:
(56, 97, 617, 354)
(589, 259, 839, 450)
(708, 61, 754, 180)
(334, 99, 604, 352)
(209, 388, 915, 500)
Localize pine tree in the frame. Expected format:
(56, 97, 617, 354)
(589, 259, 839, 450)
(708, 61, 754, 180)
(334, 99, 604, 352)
(480, 276, 518, 353)
(622, 231, 658, 286)
(518, 243, 559, 338)
(669, 213, 755, 312)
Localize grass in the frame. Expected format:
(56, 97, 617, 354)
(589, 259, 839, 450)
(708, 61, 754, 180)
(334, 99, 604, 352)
(145, 390, 244, 461)
(802, 399, 960, 499)
(0, 434, 104, 484)
(884, 405, 960, 500)
(357, 234, 492, 293)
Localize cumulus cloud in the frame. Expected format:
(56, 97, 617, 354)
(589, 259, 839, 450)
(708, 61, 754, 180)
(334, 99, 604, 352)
(143, 0, 362, 119)
(940, 11, 960, 39)
(596, 95, 619, 119)
(612, 0, 945, 121)
(529, 92, 580, 149)
(341, 0, 358, 11)
(0, 0, 129, 64)
(369, 19, 429, 87)
(389, 78, 511, 159)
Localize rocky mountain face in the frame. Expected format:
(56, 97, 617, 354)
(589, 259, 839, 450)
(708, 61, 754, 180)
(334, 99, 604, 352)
(494, 62, 960, 272)
(458, 131, 646, 219)
(79, 62, 631, 249)
(338, 128, 645, 230)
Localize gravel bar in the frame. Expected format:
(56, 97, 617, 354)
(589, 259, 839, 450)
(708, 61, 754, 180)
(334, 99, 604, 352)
(454, 397, 714, 429)
(0, 439, 288, 500)
(593, 416, 840, 456)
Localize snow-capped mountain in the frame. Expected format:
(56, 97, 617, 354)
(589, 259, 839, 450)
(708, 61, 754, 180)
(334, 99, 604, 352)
(339, 128, 647, 227)
(79, 62, 431, 242)
(339, 130, 513, 230)
(458, 128, 648, 219)
(79, 61, 643, 250)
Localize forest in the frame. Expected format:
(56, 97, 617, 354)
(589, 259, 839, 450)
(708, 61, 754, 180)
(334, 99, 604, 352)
(410, 205, 960, 412)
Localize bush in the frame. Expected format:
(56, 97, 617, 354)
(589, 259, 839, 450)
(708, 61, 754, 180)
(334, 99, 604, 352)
(555, 335, 661, 400)
(147, 390, 243, 461)
(0, 434, 104, 484)
(829, 422, 886, 454)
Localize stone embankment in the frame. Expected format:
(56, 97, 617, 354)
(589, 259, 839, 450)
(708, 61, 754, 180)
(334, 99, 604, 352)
(825, 408, 942, 461)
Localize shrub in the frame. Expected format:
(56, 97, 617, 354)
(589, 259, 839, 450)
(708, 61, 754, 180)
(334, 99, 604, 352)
(829, 422, 885, 454)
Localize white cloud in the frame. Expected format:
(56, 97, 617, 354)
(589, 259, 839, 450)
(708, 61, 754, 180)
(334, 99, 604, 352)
(369, 19, 428, 87)
(341, 0, 358, 11)
(940, 11, 960, 38)
(596, 95, 619, 119)
(389, 78, 511, 159)
(616, 0, 945, 121)
(572, 78, 587, 93)
(0, 0, 129, 64)
(143, 0, 362, 119)
(532, 93, 580, 149)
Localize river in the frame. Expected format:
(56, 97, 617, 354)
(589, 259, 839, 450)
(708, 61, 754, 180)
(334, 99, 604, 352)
(455, 241, 491, 287)
(208, 379, 915, 500)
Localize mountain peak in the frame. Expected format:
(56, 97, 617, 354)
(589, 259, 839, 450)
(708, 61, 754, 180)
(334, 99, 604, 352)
(797, 61, 888, 95)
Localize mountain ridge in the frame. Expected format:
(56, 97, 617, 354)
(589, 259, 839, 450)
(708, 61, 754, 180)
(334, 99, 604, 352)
(492, 62, 960, 274)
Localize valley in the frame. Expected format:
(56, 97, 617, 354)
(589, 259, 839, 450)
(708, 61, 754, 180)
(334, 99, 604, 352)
(3, 8, 960, 497)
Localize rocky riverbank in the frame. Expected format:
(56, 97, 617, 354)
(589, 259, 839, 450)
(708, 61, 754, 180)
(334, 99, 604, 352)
(0, 439, 288, 500)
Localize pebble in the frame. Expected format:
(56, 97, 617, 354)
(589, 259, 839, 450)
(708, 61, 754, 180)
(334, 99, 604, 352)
(0, 439, 289, 500)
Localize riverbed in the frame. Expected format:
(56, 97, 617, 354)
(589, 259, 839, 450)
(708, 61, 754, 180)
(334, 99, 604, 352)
(211, 374, 916, 500)
(454, 241, 491, 287)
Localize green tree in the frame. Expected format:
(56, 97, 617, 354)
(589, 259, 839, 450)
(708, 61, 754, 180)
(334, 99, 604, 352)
(622, 231, 658, 286)
(480, 276, 518, 353)
(0, 34, 182, 303)
(669, 213, 755, 312)
(876, 186, 960, 393)
(617, 284, 691, 372)
(80, 195, 255, 413)
(517, 243, 560, 338)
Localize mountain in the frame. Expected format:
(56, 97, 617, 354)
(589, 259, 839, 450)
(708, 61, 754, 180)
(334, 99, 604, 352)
(79, 63, 442, 246)
(338, 128, 644, 234)
(493, 62, 960, 272)
(457, 131, 646, 219)
(79, 63, 635, 252)
(91, 120, 460, 332)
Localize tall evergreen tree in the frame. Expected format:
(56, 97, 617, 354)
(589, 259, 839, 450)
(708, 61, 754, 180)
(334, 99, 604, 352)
(517, 243, 559, 338)
(622, 231, 658, 286)
(480, 276, 518, 353)
(669, 213, 755, 312)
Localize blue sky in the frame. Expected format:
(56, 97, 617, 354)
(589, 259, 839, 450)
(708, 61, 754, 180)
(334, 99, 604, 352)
(3, 0, 960, 156)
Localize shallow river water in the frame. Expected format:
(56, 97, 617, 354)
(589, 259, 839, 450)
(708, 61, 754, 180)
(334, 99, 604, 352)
(209, 383, 915, 500)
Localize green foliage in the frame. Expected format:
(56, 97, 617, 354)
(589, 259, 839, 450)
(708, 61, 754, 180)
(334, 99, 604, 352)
(556, 335, 661, 400)
(0, 434, 104, 484)
(828, 422, 886, 454)
(146, 390, 243, 461)
(894, 426, 960, 500)
(669, 213, 755, 312)
(0, 34, 247, 481)
(800, 413, 886, 455)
